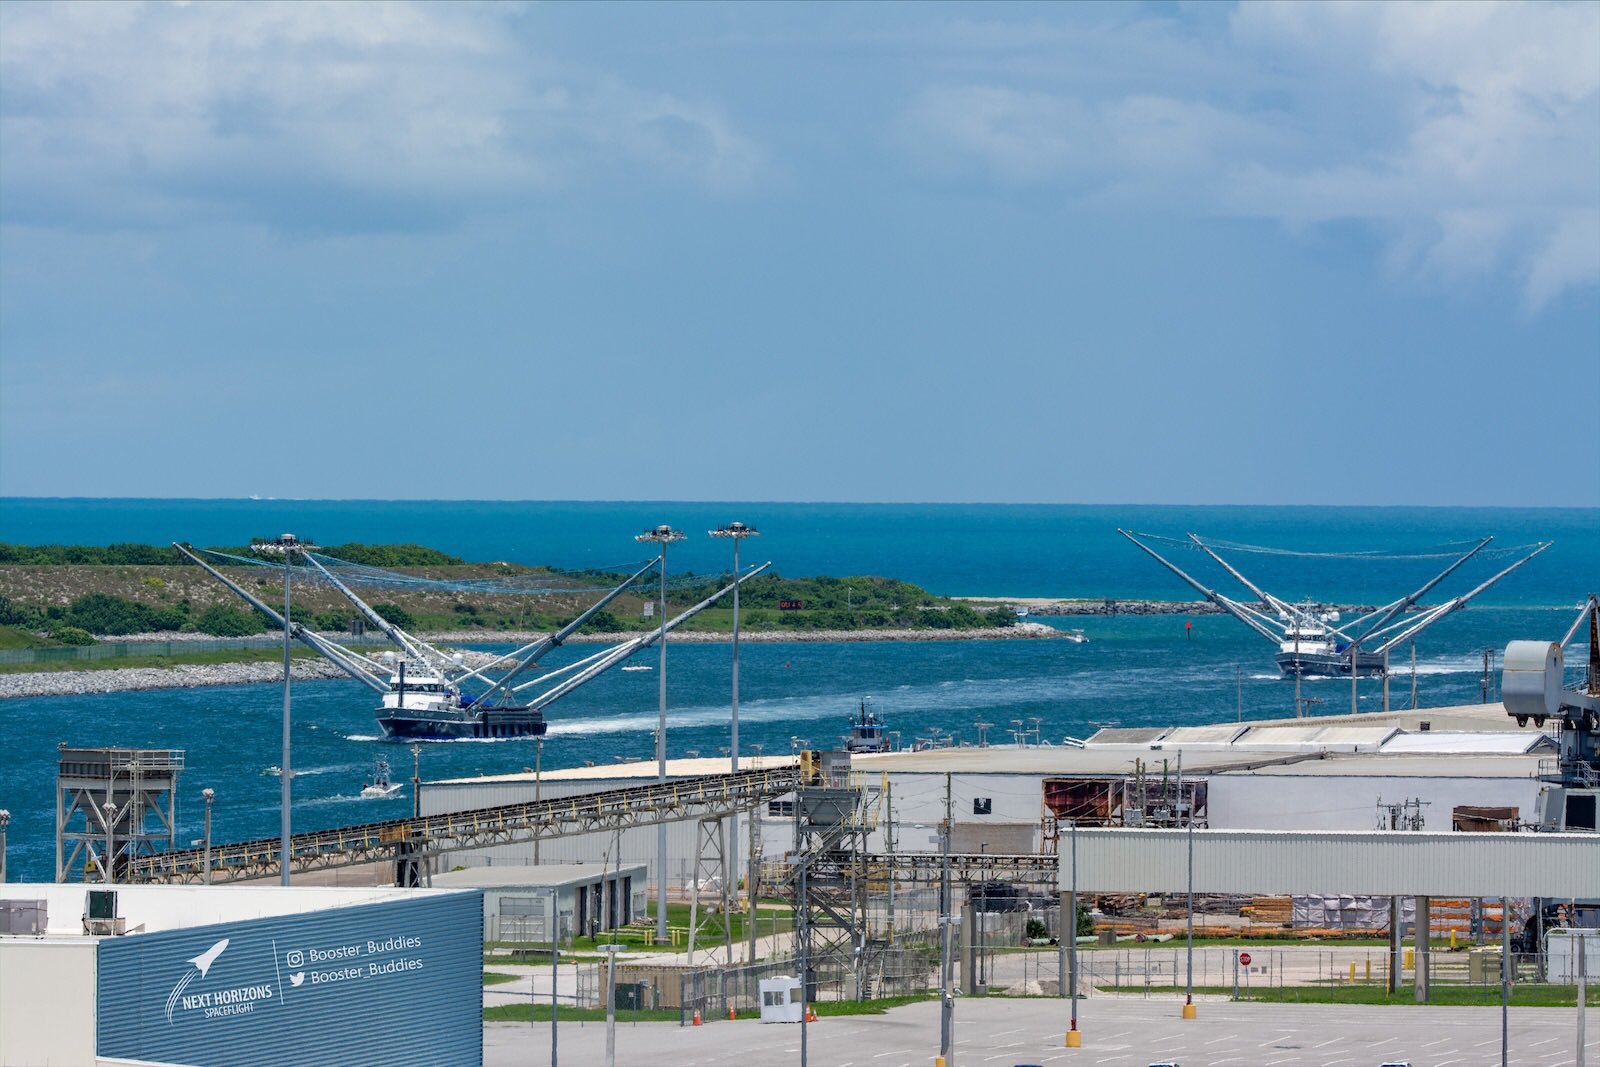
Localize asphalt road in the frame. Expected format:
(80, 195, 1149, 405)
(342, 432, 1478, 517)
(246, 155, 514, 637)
(486, 995, 1595, 1067)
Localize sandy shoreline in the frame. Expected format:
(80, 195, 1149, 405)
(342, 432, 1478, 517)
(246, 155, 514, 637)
(0, 622, 1062, 699)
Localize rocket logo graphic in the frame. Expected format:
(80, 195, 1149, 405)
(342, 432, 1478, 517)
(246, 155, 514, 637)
(165, 938, 229, 1023)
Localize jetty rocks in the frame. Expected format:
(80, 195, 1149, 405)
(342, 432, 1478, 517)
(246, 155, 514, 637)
(0, 658, 352, 700)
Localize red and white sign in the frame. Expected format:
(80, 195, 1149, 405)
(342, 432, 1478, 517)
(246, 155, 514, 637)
(1238, 952, 1252, 966)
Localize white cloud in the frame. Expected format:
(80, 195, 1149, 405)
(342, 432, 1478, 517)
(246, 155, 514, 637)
(0, 1, 763, 232)
(900, 1, 1600, 310)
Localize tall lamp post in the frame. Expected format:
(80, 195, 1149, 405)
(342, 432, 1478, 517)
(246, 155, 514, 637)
(254, 533, 316, 886)
(636, 524, 685, 943)
(201, 788, 215, 886)
(710, 521, 758, 938)
(0, 809, 10, 884)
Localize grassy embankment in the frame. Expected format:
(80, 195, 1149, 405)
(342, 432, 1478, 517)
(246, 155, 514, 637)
(0, 541, 1019, 674)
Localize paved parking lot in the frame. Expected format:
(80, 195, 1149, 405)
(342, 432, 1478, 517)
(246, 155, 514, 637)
(487, 996, 1595, 1066)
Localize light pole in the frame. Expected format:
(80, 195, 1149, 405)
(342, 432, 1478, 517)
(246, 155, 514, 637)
(201, 788, 214, 886)
(410, 744, 422, 820)
(636, 524, 685, 943)
(710, 521, 758, 937)
(103, 801, 116, 884)
(601, 942, 622, 1067)
(1181, 751, 1196, 1020)
(1065, 818, 1080, 1047)
(254, 533, 316, 886)
(0, 809, 10, 884)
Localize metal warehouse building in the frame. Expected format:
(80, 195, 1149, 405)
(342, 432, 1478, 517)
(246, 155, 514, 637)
(417, 703, 1567, 886)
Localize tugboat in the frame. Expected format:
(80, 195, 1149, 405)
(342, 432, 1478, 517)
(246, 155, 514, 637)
(845, 698, 891, 754)
(359, 757, 404, 799)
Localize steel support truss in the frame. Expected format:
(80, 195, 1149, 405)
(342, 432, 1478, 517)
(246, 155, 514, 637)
(128, 767, 800, 884)
(686, 816, 735, 966)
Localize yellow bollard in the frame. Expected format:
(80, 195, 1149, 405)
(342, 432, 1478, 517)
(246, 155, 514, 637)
(1350, 962, 1356, 982)
(1450, 929, 1458, 950)
(935, 1058, 947, 1067)
(1181, 1002, 1197, 1019)
(1404, 947, 1414, 970)
(1365, 959, 1371, 981)
(1065, 1029, 1082, 1048)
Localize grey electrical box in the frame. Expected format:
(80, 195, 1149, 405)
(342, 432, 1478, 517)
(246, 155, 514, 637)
(0, 900, 46, 935)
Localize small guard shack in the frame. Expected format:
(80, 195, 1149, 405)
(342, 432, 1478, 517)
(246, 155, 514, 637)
(758, 975, 804, 1023)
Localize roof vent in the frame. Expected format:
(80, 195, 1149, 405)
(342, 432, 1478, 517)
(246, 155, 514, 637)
(1419, 721, 1431, 732)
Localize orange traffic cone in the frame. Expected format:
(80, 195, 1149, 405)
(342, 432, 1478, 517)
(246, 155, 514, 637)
(693, 1009, 703, 1026)
(727, 1005, 737, 1020)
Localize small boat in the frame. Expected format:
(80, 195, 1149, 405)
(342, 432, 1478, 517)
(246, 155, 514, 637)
(845, 698, 891, 754)
(360, 758, 403, 799)
(1062, 628, 1089, 644)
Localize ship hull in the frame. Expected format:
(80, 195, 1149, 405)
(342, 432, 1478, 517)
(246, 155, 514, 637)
(376, 706, 547, 741)
(1276, 650, 1387, 677)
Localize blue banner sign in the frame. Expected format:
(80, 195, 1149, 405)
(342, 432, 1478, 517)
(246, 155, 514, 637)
(97, 892, 482, 1066)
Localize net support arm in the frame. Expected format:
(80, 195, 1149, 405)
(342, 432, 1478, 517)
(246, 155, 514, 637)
(301, 552, 440, 670)
(472, 557, 661, 700)
(1369, 542, 1553, 657)
(520, 562, 773, 708)
(1343, 537, 1493, 638)
(171, 543, 387, 692)
(1119, 530, 1282, 644)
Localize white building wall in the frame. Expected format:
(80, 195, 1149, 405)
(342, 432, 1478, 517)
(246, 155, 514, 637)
(0, 939, 97, 1067)
(1063, 828, 1600, 897)
(1208, 774, 1543, 832)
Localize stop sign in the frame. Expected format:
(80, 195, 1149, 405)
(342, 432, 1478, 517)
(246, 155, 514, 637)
(1239, 952, 1252, 966)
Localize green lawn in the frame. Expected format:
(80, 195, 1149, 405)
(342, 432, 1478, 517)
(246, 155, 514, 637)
(1095, 983, 1600, 1007)
(0, 646, 321, 675)
(0, 624, 62, 650)
(483, 971, 519, 986)
(566, 902, 794, 954)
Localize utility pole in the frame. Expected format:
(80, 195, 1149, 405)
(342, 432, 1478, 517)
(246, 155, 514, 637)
(1411, 641, 1419, 709)
(636, 524, 685, 944)
(0, 809, 10, 884)
(103, 801, 116, 884)
(1181, 750, 1196, 1019)
(939, 772, 954, 1067)
(1350, 642, 1360, 715)
(550, 887, 559, 1067)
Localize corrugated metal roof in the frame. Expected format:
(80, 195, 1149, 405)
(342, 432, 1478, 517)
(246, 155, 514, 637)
(1379, 731, 1557, 755)
(1232, 725, 1398, 751)
(1063, 828, 1600, 896)
(1084, 727, 1168, 745)
(1160, 724, 1251, 746)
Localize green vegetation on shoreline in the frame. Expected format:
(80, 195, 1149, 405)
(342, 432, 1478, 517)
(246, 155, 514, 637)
(0, 541, 1019, 645)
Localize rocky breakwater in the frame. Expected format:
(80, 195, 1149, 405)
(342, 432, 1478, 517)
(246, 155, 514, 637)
(0, 649, 505, 701)
(0, 658, 351, 699)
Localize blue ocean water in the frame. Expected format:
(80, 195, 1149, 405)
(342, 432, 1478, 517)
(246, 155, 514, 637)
(0, 500, 1594, 882)
(2, 498, 1594, 602)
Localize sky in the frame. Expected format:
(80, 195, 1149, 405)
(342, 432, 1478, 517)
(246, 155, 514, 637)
(0, 1, 1596, 506)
